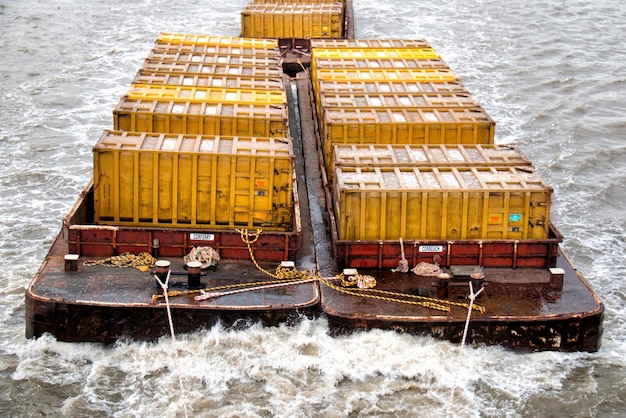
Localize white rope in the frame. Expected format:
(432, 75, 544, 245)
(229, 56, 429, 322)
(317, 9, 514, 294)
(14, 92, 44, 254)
(194, 278, 317, 301)
(155, 271, 189, 418)
(446, 281, 484, 418)
(392, 237, 409, 273)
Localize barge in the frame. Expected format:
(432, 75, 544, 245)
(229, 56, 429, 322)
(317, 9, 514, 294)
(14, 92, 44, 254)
(25, 0, 604, 351)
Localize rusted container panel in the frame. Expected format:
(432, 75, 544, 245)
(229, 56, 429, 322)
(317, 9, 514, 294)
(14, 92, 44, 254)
(125, 85, 287, 105)
(332, 166, 552, 241)
(93, 131, 294, 230)
(328, 143, 533, 181)
(320, 106, 495, 164)
(145, 51, 282, 67)
(241, 3, 344, 39)
(113, 98, 288, 137)
(156, 32, 279, 49)
(132, 71, 285, 90)
(310, 39, 431, 49)
(141, 60, 283, 77)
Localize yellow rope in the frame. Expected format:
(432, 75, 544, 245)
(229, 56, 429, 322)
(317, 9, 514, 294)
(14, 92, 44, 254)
(319, 277, 451, 312)
(83, 252, 156, 270)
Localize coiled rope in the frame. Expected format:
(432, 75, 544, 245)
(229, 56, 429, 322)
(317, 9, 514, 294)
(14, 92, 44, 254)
(83, 252, 156, 270)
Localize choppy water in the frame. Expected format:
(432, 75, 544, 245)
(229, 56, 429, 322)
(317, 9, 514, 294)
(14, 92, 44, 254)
(1, 0, 625, 416)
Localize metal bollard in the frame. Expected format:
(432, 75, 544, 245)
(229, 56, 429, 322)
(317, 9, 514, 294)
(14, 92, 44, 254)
(64, 254, 79, 272)
(187, 261, 202, 289)
(154, 259, 171, 288)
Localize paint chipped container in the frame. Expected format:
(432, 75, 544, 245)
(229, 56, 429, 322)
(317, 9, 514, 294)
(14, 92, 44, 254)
(318, 91, 477, 110)
(113, 98, 288, 137)
(312, 57, 449, 72)
(141, 60, 283, 78)
(327, 143, 533, 181)
(156, 32, 280, 49)
(320, 106, 495, 165)
(314, 80, 468, 109)
(241, 3, 344, 38)
(125, 85, 286, 105)
(312, 68, 458, 91)
(145, 51, 282, 67)
(311, 47, 440, 60)
(331, 143, 531, 168)
(332, 166, 552, 241)
(93, 130, 295, 230)
(150, 42, 281, 57)
(132, 71, 285, 90)
(310, 39, 432, 49)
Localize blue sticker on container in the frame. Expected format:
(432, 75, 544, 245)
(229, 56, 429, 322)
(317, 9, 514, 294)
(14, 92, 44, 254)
(509, 213, 521, 222)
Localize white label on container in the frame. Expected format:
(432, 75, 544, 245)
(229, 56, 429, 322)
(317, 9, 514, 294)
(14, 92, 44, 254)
(190, 233, 215, 241)
(419, 245, 444, 253)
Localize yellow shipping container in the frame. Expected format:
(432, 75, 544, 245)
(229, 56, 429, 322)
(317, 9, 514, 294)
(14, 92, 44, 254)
(93, 131, 294, 229)
(333, 166, 552, 241)
(331, 143, 532, 170)
(150, 42, 282, 57)
(241, 3, 344, 38)
(132, 71, 285, 90)
(312, 68, 458, 89)
(126, 85, 287, 105)
(318, 92, 477, 111)
(314, 80, 468, 110)
(157, 32, 279, 49)
(145, 51, 282, 67)
(320, 106, 495, 164)
(318, 80, 467, 95)
(310, 39, 431, 49)
(311, 47, 439, 59)
(113, 98, 288, 137)
(142, 60, 283, 77)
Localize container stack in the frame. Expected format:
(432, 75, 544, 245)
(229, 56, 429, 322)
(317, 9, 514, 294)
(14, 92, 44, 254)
(310, 39, 496, 166)
(309, 39, 552, 241)
(241, 0, 345, 39)
(95, 33, 295, 230)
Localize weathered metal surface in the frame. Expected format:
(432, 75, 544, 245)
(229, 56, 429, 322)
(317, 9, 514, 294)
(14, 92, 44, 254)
(321, 250, 603, 352)
(26, 233, 320, 343)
